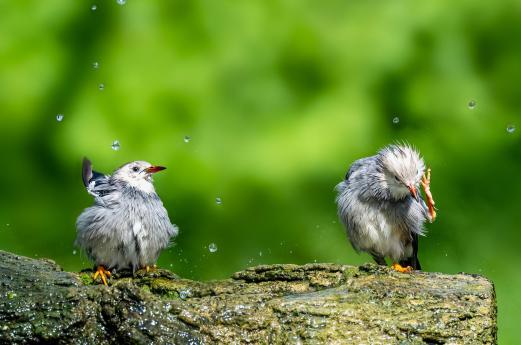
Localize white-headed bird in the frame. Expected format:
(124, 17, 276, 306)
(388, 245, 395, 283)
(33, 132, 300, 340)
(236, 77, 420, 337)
(336, 144, 436, 272)
(76, 158, 178, 285)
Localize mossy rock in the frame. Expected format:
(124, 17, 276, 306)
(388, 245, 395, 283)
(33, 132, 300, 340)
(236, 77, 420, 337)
(0, 251, 496, 344)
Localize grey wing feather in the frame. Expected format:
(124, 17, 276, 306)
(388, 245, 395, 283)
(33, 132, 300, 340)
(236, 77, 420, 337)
(335, 157, 373, 253)
(344, 157, 375, 181)
(417, 196, 431, 222)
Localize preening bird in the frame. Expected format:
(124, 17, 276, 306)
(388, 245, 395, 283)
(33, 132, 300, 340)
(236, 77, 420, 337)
(76, 158, 178, 285)
(335, 144, 436, 272)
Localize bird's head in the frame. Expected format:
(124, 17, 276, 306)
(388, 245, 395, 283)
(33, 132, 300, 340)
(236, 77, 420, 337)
(112, 161, 166, 193)
(378, 144, 425, 201)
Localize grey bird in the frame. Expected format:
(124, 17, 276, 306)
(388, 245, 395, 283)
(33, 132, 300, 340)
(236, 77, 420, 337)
(335, 144, 436, 272)
(76, 158, 178, 285)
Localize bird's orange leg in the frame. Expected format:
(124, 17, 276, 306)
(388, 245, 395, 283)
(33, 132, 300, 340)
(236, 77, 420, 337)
(421, 168, 437, 222)
(93, 266, 111, 286)
(392, 262, 413, 273)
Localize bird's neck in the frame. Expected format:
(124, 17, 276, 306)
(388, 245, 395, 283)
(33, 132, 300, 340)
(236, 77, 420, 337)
(124, 178, 156, 194)
(389, 186, 410, 200)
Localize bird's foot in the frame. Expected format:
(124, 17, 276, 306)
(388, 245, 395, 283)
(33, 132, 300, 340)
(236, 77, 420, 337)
(392, 263, 413, 273)
(93, 265, 111, 286)
(421, 168, 437, 222)
(145, 265, 157, 273)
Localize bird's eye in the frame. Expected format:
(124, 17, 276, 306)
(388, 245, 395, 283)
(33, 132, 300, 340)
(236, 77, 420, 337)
(132, 166, 140, 172)
(394, 175, 400, 182)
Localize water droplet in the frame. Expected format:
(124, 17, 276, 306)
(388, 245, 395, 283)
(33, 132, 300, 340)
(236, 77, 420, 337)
(98, 83, 105, 91)
(179, 289, 189, 299)
(215, 197, 222, 205)
(91, 4, 97, 11)
(171, 224, 179, 237)
(56, 114, 64, 122)
(392, 116, 400, 124)
(72, 250, 77, 255)
(468, 100, 477, 109)
(259, 251, 263, 257)
(208, 243, 218, 253)
(116, 0, 126, 5)
(183, 135, 191, 143)
(169, 263, 173, 268)
(507, 124, 516, 134)
(5, 224, 10, 227)
(111, 140, 121, 151)
(92, 61, 99, 69)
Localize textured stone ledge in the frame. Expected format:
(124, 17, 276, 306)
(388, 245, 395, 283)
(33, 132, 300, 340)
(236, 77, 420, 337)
(0, 250, 496, 344)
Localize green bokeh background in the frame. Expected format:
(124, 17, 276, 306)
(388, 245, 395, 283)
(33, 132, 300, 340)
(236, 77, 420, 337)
(1, 1, 519, 342)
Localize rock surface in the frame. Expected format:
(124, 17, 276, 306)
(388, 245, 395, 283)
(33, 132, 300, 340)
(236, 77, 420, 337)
(0, 250, 496, 344)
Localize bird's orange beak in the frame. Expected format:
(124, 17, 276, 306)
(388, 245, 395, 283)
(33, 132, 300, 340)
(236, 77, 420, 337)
(145, 166, 166, 174)
(408, 185, 419, 201)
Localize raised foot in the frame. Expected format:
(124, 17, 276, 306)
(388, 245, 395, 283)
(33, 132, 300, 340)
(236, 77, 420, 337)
(392, 263, 413, 273)
(421, 167, 437, 222)
(93, 265, 111, 286)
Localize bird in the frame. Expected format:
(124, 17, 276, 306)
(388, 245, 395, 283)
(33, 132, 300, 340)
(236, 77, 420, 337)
(335, 144, 437, 272)
(76, 158, 178, 285)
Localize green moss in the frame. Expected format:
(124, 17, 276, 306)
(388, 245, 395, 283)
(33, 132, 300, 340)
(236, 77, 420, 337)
(79, 272, 95, 286)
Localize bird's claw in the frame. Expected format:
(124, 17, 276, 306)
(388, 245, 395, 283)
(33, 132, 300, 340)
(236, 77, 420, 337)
(145, 265, 157, 273)
(421, 168, 437, 222)
(93, 265, 111, 286)
(392, 263, 413, 273)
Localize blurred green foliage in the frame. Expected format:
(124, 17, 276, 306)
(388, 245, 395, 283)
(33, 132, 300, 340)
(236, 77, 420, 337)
(0, 0, 519, 342)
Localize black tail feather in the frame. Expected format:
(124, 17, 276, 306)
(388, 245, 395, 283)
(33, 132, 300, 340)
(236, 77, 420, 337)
(400, 233, 421, 270)
(82, 157, 93, 187)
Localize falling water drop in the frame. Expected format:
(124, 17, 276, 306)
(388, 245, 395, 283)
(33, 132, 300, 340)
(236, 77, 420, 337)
(507, 124, 516, 134)
(92, 61, 99, 69)
(183, 135, 191, 143)
(91, 4, 97, 11)
(208, 243, 218, 253)
(172, 224, 179, 237)
(56, 114, 64, 122)
(72, 250, 77, 255)
(468, 100, 477, 109)
(179, 289, 189, 299)
(116, 0, 126, 5)
(215, 197, 222, 205)
(111, 140, 121, 151)
(392, 116, 400, 124)
(98, 83, 105, 91)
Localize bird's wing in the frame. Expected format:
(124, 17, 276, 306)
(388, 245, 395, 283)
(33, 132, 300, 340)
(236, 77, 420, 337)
(417, 196, 431, 221)
(82, 157, 113, 202)
(344, 157, 375, 181)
